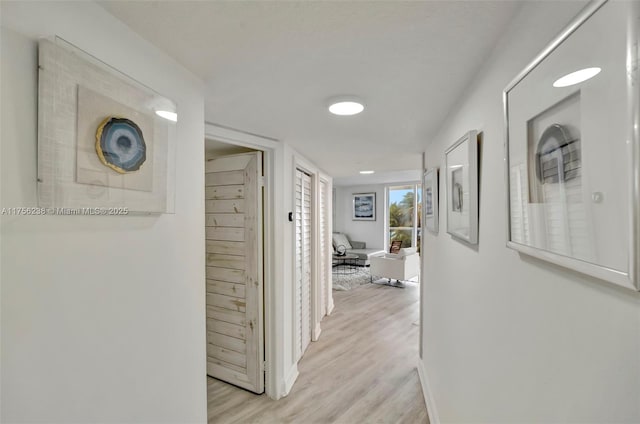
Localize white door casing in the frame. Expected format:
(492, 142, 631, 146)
(295, 169, 312, 358)
(319, 179, 328, 318)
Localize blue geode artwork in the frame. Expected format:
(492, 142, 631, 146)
(95, 116, 147, 173)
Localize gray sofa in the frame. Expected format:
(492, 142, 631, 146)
(332, 232, 385, 266)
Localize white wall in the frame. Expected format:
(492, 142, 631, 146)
(1, 2, 207, 423)
(420, 1, 640, 423)
(334, 184, 386, 250)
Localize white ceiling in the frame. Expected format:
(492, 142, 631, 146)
(99, 1, 520, 179)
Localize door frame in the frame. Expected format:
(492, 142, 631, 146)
(204, 122, 280, 399)
(292, 158, 320, 354)
(318, 173, 334, 317)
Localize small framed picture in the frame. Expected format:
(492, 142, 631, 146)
(352, 192, 376, 221)
(424, 168, 439, 234)
(445, 131, 478, 244)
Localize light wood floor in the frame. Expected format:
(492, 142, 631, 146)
(207, 281, 429, 424)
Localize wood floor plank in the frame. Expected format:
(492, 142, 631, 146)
(207, 281, 429, 424)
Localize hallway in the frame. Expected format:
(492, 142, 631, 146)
(207, 282, 428, 423)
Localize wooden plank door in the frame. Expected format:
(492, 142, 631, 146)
(295, 169, 312, 358)
(205, 152, 264, 394)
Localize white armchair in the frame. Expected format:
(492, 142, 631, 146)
(370, 247, 420, 288)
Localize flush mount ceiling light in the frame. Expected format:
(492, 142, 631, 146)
(553, 67, 601, 88)
(359, 170, 375, 174)
(155, 110, 178, 122)
(328, 97, 364, 116)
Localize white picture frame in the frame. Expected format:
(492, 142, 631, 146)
(424, 168, 439, 234)
(352, 192, 376, 221)
(445, 131, 478, 244)
(504, 0, 639, 291)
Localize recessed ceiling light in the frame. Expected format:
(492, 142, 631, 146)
(328, 100, 364, 116)
(553, 67, 601, 88)
(155, 110, 178, 122)
(359, 170, 374, 174)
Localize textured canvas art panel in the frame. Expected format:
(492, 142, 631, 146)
(38, 37, 176, 213)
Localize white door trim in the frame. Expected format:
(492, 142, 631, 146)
(292, 158, 319, 354)
(294, 168, 313, 354)
(319, 173, 334, 316)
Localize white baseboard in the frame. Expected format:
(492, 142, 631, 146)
(282, 363, 299, 397)
(312, 323, 322, 341)
(326, 300, 335, 316)
(417, 360, 440, 424)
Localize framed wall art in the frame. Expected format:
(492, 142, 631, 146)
(504, 0, 640, 290)
(38, 36, 177, 214)
(424, 167, 439, 234)
(445, 131, 478, 244)
(352, 192, 376, 221)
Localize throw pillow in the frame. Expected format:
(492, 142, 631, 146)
(332, 233, 352, 250)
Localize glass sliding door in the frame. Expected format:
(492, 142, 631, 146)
(387, 184, 422, 253)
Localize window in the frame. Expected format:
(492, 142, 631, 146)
(387, 184, 422, 253)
